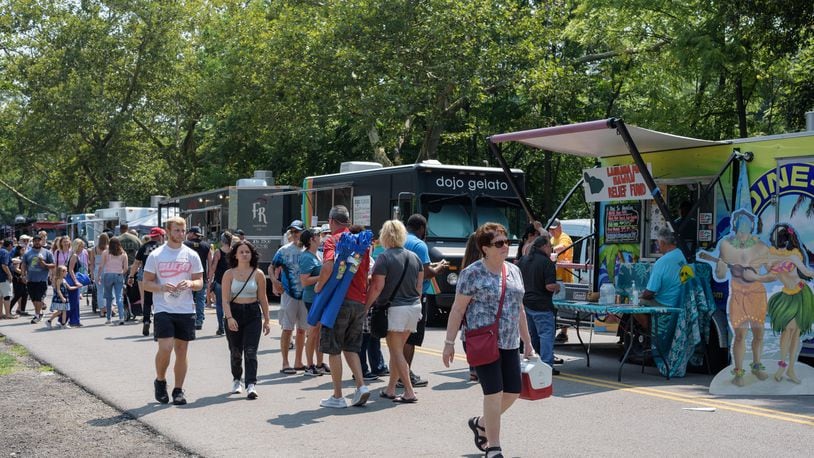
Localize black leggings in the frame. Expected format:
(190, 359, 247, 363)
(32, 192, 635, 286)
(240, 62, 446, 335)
(142, 291, 153, 324)
(474, 348, 521, 395)
(11, 279, 28, 312)
(226, 302, 262, 385)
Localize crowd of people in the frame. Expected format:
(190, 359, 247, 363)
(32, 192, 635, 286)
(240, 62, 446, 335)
(0, 210, 583, 458)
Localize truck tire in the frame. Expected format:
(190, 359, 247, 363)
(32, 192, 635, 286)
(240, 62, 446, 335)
(425, 297, 448, 328)
(706, 320, 730, 374)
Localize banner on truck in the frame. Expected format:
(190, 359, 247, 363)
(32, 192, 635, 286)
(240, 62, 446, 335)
(582, 164, 653, 202)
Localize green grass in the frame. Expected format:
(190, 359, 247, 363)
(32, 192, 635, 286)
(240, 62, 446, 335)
(39, 364, 54, 373)
(0, 352, 17, 376)
(9, 344, 28, 357)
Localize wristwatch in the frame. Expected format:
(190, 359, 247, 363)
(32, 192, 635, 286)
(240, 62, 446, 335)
(444, 339, 455, 346)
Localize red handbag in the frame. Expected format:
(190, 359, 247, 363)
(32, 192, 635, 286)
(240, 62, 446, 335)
(464, 264, 507, 367)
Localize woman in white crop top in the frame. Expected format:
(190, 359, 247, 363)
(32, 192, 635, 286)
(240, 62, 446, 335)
(221, 240, 270, 400)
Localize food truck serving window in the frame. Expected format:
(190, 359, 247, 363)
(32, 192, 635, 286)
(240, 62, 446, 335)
(642, 179, 716, 258)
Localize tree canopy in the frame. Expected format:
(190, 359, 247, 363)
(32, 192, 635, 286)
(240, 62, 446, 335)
(1, 0, 812, 223)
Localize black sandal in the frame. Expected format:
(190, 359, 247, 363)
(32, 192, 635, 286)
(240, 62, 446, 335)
(484, 446, 503, 458)
(468, 416, 488, 452)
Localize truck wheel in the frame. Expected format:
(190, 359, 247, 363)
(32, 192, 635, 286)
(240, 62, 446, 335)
(706, 322, 730, 374)
(425, 299, 448, 328)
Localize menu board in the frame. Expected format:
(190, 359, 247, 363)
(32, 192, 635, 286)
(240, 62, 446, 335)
(604, 203, 641, 244)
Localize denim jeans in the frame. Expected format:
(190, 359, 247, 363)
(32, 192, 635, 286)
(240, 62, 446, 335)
(103, 273, 124, 321)
(525, 307, 555, 366)
(226, 302, 262, 385)
(94, 266, 105, 311)
(213, 281, 224, 331)
(194, 280, 208, 326)
(359, 332, 386, 375)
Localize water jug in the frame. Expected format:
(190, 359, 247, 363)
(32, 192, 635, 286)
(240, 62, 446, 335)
(520, 355, 553, 401)
(599, 283, 616, 305)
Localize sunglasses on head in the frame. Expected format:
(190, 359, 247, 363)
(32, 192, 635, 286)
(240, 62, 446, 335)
(490, 239, 510, 248)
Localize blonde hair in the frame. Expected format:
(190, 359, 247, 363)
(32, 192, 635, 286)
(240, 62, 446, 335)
(379, 220, 407, 249)
(54, 265, 68, 281)
(165, 216, 186, 232)
(71, 238, 84, 255)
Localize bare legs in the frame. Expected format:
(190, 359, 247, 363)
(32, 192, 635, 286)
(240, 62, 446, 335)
(281, 328, 306, 369)
(478, 391, 519, 450)
(775, 320, 801, 384)
(155, 338, 189, 389)
(305, 324, 323, 367)
(385, 331, 414, 399)
(328, 351, 365, 398)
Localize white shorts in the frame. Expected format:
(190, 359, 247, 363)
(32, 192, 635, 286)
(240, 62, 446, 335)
(387, 304, 422, 333)
(0, 281, 11, 298)
(279, 292, 308, 331)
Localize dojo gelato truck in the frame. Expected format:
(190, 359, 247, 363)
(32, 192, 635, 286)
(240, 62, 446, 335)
(489, 117, 814, 371)
(303, 160, 526, 325)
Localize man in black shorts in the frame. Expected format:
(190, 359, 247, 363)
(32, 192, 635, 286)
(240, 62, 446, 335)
(142, 218, 203, 406)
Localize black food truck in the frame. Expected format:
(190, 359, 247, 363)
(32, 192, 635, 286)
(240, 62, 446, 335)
(303, 160, 526, 325)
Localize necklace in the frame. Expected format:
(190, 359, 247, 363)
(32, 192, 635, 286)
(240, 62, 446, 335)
(729, 235, 756, 249)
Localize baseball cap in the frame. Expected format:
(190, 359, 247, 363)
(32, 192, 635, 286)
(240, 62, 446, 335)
(187, 226, 202, 235)
(549, 218, 561, 229)
(149, 227, 166, 238)
(287, 220, 304, 231)
(235, 229, 245, 236)
(32, 234, 42, 240)
(320, 224, 331, 234)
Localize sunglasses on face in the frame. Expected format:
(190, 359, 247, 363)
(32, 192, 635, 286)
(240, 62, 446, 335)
(490, 239, 510, 248)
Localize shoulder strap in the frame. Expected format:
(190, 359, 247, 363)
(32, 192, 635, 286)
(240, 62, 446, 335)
(386, 257, 411, 303)
(230, 269, 255, 302)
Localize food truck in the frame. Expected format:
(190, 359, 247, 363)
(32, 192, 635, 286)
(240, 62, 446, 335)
(489, 117, 814, 371)
(302, 160, 526, 325)
(159, 172, 301, 268)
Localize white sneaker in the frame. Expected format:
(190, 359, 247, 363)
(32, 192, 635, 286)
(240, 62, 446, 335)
(54, 322, 62, 329)
(351, 385, 370, 407)
(44, 320, 52, 329)
(231, 380, 242, 394)
(105, 319, 111, 325)
(246, 384, 258, 400)
(63, 324, 72, 329)
(320, 396, 348, 409)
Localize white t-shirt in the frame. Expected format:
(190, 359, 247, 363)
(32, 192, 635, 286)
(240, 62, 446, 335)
(144, 244, 204, 314)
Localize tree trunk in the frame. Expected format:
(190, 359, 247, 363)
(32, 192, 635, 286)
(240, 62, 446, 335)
(735, 76, 748, 138)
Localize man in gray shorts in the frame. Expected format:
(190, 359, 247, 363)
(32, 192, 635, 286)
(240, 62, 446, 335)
(270, 220, 307, 374)
(313, 206, 371, 408)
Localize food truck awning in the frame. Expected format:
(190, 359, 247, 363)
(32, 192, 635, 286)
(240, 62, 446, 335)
(489, 119, 729, 157)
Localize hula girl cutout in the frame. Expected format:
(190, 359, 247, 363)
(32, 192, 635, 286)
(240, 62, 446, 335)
(755, 224, 814, 384)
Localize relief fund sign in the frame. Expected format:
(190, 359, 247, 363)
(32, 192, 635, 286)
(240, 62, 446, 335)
(582, 164, 653, 202)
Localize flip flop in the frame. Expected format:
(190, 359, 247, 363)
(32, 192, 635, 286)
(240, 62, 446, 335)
(379, 391, 396, 400)
(293, 366, 307, 371)
(468, 416, 488, 452)
(280, 367, 297, 375)
(392, 396, 418, 403)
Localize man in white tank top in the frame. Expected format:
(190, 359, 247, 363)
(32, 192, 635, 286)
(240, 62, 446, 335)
(142, 217, 204, 406)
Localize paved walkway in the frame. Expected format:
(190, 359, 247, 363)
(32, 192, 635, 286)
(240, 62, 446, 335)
(2, 303, 812, 457)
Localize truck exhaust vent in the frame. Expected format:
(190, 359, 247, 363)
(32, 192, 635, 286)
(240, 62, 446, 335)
(253, 170, 274, 186)
(108, 201, 123, 208)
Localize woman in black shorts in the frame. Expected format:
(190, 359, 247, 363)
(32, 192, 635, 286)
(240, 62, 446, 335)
(442, 222, 533, 458)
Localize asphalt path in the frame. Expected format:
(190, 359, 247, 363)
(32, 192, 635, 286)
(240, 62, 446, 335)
(1, 303, 812, 457)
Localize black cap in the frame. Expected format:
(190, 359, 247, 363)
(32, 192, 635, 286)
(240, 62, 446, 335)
(549, 218, 561, 229)
(235, 229, 245, 236)
(187, 226, 202, 236)
(32, 234, 42, 240)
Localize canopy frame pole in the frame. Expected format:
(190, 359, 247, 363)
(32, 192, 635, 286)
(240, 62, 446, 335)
(545, 163, 601, 230)
(674, 148, 752, 257)
(610, 118, 686, 253)
(487, 141, 537, 222)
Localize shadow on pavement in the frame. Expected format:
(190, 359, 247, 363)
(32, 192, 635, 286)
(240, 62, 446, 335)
(267, 396, 399, 428)
(116, 402, 173, 420)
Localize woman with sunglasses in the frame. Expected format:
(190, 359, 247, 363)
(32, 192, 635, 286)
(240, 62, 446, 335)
(442, 222, 532, 458)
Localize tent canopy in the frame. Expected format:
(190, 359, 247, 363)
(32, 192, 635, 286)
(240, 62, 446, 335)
(489, 119, 729, 157)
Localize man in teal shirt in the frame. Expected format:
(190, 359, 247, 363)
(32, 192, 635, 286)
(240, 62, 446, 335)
(640, 228, 686, 309)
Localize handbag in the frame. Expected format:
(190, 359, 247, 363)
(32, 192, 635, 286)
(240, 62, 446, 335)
(464, 263, 507, 367)
(370, 257, 411, 339)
